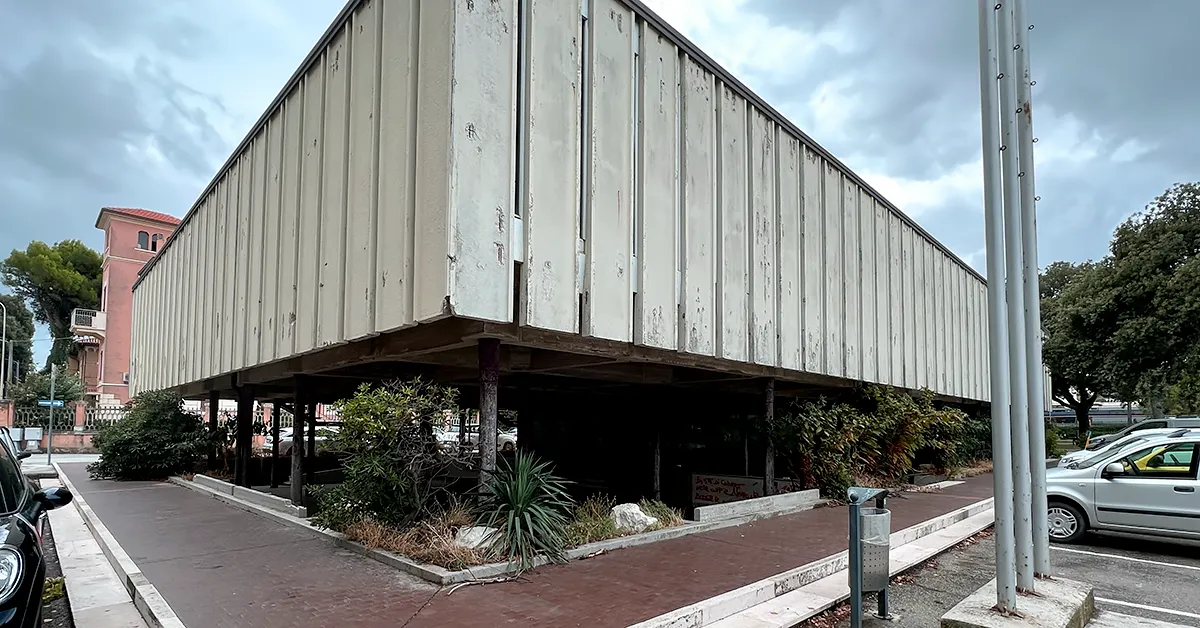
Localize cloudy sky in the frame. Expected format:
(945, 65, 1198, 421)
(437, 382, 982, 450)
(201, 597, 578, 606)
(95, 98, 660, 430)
(2, 0, 1195, 363)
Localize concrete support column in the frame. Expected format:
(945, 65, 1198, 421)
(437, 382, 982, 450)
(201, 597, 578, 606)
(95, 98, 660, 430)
(290, 379, 306, 506)
(306, 402, 317, 484)
(653, 425, 661, 501)
(234, 385, 254, 488)
(207, 390, 219, 471)
(269, 403, 281, 488)
(763, 378, 776, 496)
(478, 338, 500, 487)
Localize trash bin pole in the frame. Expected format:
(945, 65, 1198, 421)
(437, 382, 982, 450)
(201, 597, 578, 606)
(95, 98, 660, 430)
(875, 494, 890, 620)
(849, 499, 862, 627)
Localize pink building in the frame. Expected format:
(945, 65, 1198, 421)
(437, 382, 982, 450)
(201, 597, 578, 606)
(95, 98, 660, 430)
(71, 207, 180, 405)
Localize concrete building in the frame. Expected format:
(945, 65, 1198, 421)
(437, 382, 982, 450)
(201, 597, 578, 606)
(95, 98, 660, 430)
(128, 0, 996, 502)
(72, 206, 180, 406)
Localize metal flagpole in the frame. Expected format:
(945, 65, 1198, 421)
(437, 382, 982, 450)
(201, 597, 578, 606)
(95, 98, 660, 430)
(997, 0, 1035, 592)
(1013, 0, 1050, 577)
(977, 0, 1017, 611)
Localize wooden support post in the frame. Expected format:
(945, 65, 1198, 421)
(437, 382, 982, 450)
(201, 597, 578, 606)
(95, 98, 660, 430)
(306, 402, 316, 484)
(478, 338, 500, 487)
(290, 380, 306, 506)
(269, 403, 280, 488)
(763, 378, 776, 496)
(207, 390, 219, 471)
(235, 385, 254, 488)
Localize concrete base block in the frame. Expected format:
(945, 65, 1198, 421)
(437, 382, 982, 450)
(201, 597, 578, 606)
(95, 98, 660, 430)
(941, 577, 1095, 628)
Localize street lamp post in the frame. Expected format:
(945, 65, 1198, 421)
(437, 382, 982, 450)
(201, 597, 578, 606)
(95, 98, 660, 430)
(0, 300, 7, 401)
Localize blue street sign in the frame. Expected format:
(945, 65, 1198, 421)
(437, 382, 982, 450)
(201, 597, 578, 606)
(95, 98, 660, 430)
(37, 399, 64, 408)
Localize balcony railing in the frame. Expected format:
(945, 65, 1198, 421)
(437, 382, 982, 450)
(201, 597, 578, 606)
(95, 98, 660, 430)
(70, 308, 106, 337)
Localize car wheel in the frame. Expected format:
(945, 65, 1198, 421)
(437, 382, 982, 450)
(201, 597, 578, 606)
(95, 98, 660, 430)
(1047, 501, 1086, 544)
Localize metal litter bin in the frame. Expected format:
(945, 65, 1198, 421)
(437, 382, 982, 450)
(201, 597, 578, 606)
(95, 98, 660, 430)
(847, 487, 892, 626)
(859, 507, 891, 592)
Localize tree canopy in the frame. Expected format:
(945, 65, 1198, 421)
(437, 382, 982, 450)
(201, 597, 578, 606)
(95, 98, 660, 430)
(0, 294, 35, 384)
(8, 369, 84, 407)
(1040, 182, 1200, 423)
(0, 240, 102, 368)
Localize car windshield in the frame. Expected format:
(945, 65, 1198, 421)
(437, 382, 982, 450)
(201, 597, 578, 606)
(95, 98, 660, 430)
(0, 446, 25, 515)
(1072, 437, 1151, 468)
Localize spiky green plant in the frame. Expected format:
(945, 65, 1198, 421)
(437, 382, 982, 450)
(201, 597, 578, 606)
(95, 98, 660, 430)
(480, 450, 574, 570)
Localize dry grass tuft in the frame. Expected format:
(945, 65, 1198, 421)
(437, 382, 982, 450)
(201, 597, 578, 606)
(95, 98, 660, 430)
(342, 511, 491, 570)
(950, 460, 994, 479)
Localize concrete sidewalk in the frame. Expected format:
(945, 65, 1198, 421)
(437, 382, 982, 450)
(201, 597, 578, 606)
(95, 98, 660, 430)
(58, 463, 993, 628)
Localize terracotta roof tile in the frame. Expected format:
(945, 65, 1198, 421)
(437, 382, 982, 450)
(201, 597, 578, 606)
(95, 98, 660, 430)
(101, 206, 181, 225)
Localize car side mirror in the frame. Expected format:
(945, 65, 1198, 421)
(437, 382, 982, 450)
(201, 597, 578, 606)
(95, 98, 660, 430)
(1102, 462, 1126, 479)
(16, 451, 31, 460)
(33, 487, 73, 511)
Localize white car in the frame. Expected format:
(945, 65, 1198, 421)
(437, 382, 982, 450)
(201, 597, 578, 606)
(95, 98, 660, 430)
(434, 426, 517, 452)
(1046, 430, 1200, 543)
(260, 426, 339, 455)
(1057, 428, 1190, 467)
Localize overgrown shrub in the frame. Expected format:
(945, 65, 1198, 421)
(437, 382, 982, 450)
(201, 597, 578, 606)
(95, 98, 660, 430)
(766, 386, 971, 497)
(564, 494, 619, 547)
(88, 390, 208, 480)
(480, 450, 574, 570)
(312, 379, 466, 531)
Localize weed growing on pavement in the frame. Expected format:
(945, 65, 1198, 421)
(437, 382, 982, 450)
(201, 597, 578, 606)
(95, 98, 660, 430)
(41, 577, 65, 604)
(563, 495, 686, 547)
(342, 503, 489, 570)
(638, 498, 685, 528)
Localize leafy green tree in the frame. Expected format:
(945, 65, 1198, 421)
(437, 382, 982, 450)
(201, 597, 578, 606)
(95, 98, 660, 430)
(1, 240, 102, 368)
(0, 294, 35, 384)
(8, 370, 84, 407)
(1106, 183, 1200, 414)
(1039, 260, 1116, 435)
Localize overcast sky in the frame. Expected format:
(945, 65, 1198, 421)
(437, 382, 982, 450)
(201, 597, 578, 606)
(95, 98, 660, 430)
(2, 0, 1195, 364)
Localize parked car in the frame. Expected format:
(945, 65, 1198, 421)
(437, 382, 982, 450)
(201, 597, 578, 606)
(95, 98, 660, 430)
(1046, 430, 1200, 543)
(259, 426, 339, 456)
(0, 431, 29, 466)
(1084, 417, 1200, 450)
(0, 433, 73, 626)
(433, 426, 517, 453)
(1057, 428, 1190, 468)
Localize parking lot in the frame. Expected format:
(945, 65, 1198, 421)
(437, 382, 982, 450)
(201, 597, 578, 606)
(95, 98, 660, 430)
(814, 527, 1200, 627)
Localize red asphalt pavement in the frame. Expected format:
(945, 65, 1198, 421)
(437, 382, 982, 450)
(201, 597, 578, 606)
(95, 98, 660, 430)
(58, 463, 993, 627)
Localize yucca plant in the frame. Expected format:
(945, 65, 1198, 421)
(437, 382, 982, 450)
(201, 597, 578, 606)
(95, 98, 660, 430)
(480, 450, 575, 570)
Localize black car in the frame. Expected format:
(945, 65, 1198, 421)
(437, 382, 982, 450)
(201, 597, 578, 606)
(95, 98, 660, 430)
(0, 433, 72, 627)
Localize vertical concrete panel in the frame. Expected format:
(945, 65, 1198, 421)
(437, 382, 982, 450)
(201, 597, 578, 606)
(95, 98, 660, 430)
(925, 245, 937, 389)
(635, 29, 679, 350)
(749, 110, 777, 366)
(221, 163, 241, 375)
(188, 206, 205, 382)
(297, 63, 326, 354)
(345, 0, 381, 341)
(448, 0, 516, 322)
(183, 228, 197, 384)
(949, 266, 962, 397)
(873, 198, 890, 385)
(887, 215, 903, 384)
(203, 186, 220, 378)
(235, 148, 254, 370)
(375, 0, 418, 333)
(585, 0, 634, 342)
(960, 270, 970, 398)
(260, 113, 284, 362)
(318, 27, 350, 347)
(913, 237, 927, 389)
(247, 137, 268, 367)
(412, 0, 454, 321)
(162, 248, 175, 387)
(901, 226, 916, 389)
(842, 178, 859, 380)
(715, 85, 748, 362)
(860, 189, 876, 383)
(801, 148, 824, 373)
(935, 253, 947, 393)
(969, 279, 981, 399)
(776, 132, 802, 371)
(523, 0, 582, 333)
(823, 164, 843, 377)
(679, 59, 716, 356)
(278, 91, 304, 356)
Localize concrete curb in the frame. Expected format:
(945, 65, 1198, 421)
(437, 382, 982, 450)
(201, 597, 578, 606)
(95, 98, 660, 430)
(54, 463, 187, 628)
(629, 496, 995, 628)
(167, 475, 828, 585)
(188, 473, 308, 518)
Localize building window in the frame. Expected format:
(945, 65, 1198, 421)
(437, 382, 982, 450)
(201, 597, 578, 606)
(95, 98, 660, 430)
(137, 231, 150, 250)
(151, 234, 164, 252)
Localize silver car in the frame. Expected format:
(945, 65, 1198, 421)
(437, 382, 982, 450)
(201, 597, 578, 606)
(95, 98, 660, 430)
(1047, 430, 1199, 543)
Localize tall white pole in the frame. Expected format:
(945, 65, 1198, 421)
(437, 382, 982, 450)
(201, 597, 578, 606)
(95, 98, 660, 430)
(0, 301, 7, 400)
(1014, 0, 1050, 577)
(978, 0, 1017, 611)
(997, 1, 1035, 592)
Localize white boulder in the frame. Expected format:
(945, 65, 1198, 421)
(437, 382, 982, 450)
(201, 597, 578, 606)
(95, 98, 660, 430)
(454, 525, 500, 550)
(610, 503, 659, 533)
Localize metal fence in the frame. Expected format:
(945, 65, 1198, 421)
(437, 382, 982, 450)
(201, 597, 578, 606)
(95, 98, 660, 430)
(13, 406, 78, 431)
(84, 406, 127, 431)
